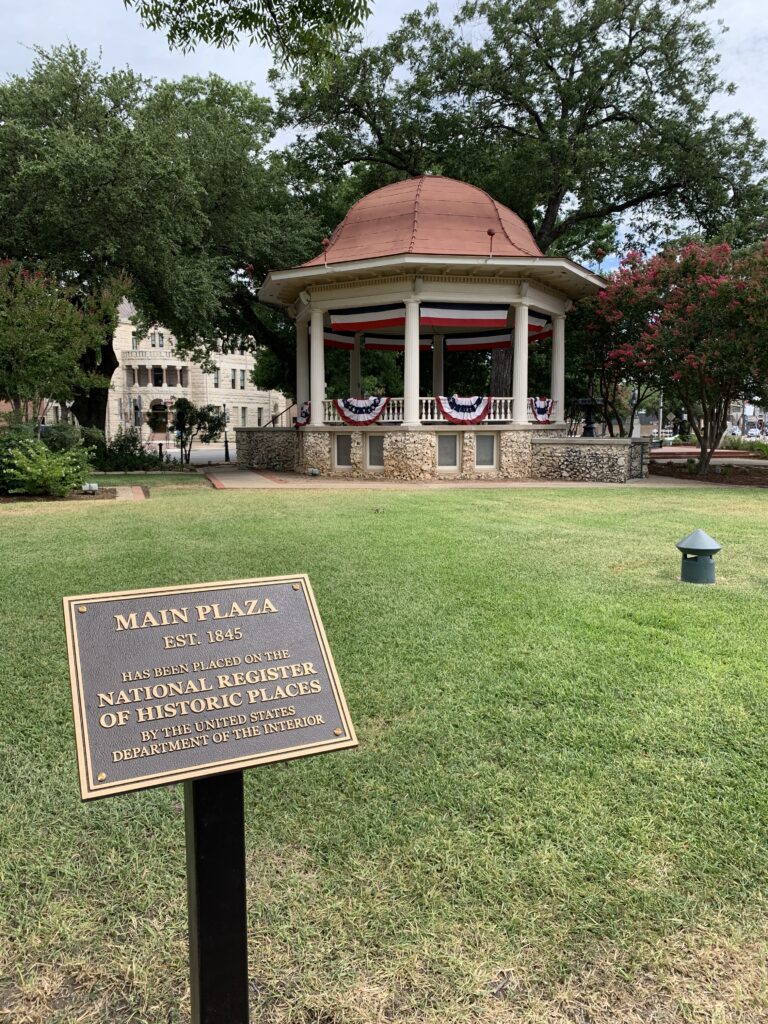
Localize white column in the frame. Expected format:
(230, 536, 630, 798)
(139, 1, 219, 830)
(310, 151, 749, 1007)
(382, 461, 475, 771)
(309, 307, 325, 427)
(350, 333, 362, 396)
(512, 302, 529, 424)
(551, 314, 565, 422)
(432, 334, 444, 396)
(403, 299, 421, 425)
(296, 318, 309, 407)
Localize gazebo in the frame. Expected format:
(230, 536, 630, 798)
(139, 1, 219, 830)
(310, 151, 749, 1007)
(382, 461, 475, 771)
(238, 176, 648, 482)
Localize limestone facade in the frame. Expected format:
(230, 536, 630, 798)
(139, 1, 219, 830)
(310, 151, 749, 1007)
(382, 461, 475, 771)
(232, 424, 652, 482)
(46, 304, 289, 439)
(531, 437, 649, 482)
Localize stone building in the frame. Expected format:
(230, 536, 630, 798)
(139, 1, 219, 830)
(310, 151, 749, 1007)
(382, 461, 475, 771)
(49, 302, 288, 438)
(238, 175, 648, 482)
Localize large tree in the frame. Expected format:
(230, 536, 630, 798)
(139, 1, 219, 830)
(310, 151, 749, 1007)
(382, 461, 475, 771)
(0, 46, 320, 428)
(274, 0, 767, 256)
(0, 261, 121, 422)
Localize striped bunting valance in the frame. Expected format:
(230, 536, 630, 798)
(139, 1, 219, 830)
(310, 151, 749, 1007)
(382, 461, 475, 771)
(324, 331, 356, 350)
(445, 330, 511, 352)
(364, 334, 432, 352)
(330, 304, 405, 332)
(528, 311, 553, 341)
(420, 302, 509, 329)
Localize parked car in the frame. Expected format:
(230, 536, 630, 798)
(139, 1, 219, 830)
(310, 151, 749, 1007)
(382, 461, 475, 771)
(747, 427, 761, 438)
(725, 425, 742, 437)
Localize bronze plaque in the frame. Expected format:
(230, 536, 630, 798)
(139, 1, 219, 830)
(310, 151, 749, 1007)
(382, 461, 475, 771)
(64, 575, 357, 800)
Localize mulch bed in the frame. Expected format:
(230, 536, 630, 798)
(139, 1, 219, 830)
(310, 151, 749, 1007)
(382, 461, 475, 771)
(0, 488, 118, 504)
(650, 462, 768, 487)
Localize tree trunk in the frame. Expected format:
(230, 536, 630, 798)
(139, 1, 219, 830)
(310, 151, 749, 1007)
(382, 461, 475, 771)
(490, 348, 513, 396)
(70, 338, 119, 430)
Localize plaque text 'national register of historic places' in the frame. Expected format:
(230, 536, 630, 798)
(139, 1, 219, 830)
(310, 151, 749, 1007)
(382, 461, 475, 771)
(64, 575, 357, 799)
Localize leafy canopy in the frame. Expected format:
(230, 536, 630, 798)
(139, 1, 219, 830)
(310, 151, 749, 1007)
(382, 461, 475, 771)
(123, 0, 372, 62)
(274, 0, 767, 257)
(0, 46, 322, 425)
(0, 261, 120, 421)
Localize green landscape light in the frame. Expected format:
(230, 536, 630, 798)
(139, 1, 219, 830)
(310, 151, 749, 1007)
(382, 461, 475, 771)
(676, 529, 721, 584)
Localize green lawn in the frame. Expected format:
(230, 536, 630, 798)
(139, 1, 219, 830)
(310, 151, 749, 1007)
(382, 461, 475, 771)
(2, 485, 768, 1023)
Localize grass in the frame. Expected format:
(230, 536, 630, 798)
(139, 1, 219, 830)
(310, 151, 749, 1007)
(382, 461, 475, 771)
(1, 484, 768, 1023)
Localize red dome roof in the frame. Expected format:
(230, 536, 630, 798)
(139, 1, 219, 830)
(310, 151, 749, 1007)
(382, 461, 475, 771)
(303, 176, 542, 266)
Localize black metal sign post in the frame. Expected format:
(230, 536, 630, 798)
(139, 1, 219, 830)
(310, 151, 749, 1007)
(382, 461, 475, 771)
(185, 771, 250, 1024)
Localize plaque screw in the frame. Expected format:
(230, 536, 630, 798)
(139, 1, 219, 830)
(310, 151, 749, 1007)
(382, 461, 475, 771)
(97, 772, 106, 781)
(292, 583, 301, 591)
(78, 606, 87, 613)
(334, 728, 343, 736)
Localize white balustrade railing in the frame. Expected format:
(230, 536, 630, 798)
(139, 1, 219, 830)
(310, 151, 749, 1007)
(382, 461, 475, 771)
(322, 397, 556, 425)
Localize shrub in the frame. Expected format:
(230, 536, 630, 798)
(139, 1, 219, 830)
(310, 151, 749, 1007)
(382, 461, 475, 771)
(95, 427, 163, 471)
(40, 422, 83, 452)
(0, 438, 89, 497)
(80, 426, 107, 465)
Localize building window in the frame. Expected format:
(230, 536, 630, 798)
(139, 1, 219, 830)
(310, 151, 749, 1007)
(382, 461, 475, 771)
(150, 332, 157, 348)
(231, 368, 237, 389)
(240, 407, 247, 427)
(239, 369, 246, 389)
(256, 407, 263, 427)
(213, 368, 220, 388)
(437, 434, 458, 469)
(131, 332, 139, 351)
(475, 434, 496, 468)
(335, 434, 353, 468)
(367, 435, 384, 468)
(152, 367, 164, 387)
(158, 332, 164, 348)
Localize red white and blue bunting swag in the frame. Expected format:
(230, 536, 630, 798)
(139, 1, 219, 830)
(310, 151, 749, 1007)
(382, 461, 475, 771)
(529, 397, 554, 423)
(421, 302, 509, 329)
(333, 396, 389, 426)
(324, 331, 356, 350)
(436, 395, 492, 424)
(330, 304, 405, 332)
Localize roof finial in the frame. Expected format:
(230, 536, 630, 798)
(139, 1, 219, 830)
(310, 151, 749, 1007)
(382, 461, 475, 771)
(487, 228, 496, 258)
(321, 237, 331, 267)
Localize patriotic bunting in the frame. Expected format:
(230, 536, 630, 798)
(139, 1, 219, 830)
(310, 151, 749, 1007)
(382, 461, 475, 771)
(528, 311, 553, 342)
(294, 401, 311, 427)
(365, 333, 432, 352)
(330, 304, 405, 332)
(445, 330, 511, 352)
(420, 302, 509, 329)
(529, 397, 554, 423)
(324, 331, 356, 350)
(436, 395, 492, 424)
(333, 396, 389, 426)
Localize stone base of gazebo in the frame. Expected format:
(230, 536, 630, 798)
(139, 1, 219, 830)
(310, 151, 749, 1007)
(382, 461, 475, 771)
(235, 426, 649, 483)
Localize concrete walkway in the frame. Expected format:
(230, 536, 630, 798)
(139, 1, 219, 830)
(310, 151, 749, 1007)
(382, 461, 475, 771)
(205, 467, 712, 491)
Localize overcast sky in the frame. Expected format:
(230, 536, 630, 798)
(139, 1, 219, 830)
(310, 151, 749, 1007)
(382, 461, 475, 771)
(2, 0, 767, 139)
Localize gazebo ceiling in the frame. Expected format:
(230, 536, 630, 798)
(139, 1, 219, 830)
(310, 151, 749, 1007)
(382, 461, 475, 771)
(258, 175, 605, 308)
